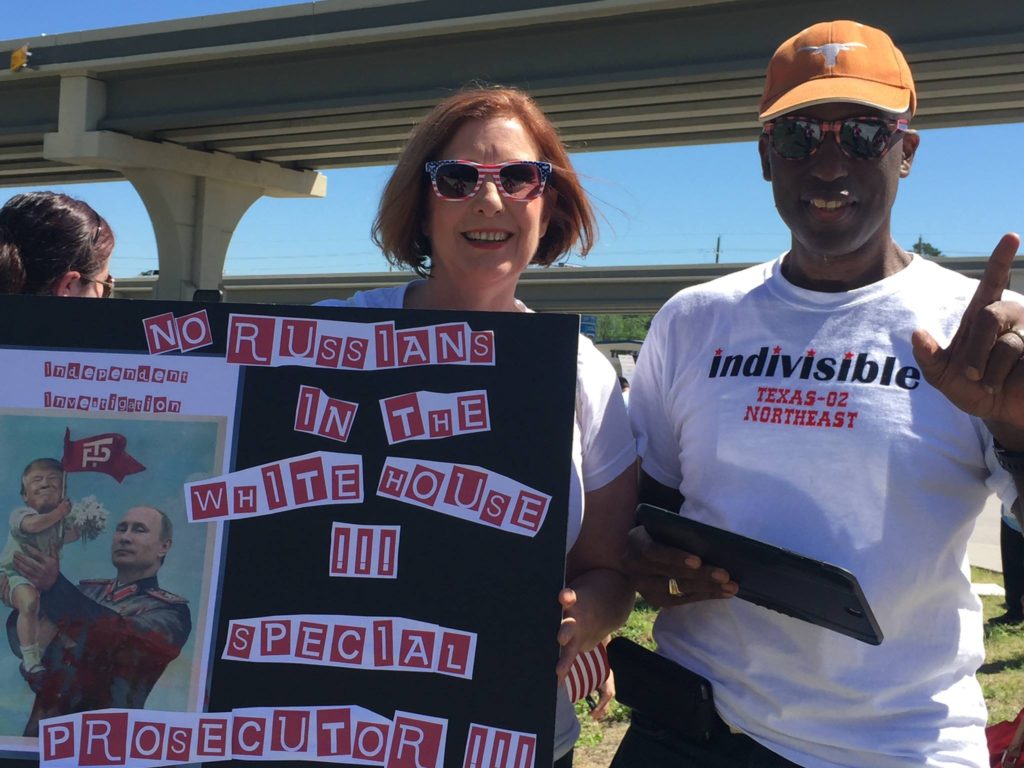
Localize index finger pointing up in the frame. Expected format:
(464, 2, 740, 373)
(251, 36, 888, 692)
(966, 233, 1021, 317)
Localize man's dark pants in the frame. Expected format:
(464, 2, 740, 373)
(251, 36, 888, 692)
(610, 710, 800, 768)
(1001, 517, 1024, 617)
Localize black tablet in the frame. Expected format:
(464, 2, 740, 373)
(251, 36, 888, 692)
(638, 503, 883, 645)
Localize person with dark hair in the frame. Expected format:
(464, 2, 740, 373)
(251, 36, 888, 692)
(0, 191, 115, 297)
(615, 20, 1024, 768)
(2, 505, 190, 736)
(320, 85, 636, 766)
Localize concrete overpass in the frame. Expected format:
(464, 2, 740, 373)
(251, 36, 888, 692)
(1, 0, 1022, 302)
(113, 257, 1023, 312)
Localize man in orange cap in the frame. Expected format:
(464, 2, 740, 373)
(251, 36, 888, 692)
(614, 20, 1024, 768)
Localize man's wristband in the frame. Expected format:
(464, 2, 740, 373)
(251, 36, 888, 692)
(993, 439, 1024, 474)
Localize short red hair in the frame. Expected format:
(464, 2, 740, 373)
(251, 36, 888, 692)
(372, 86, 596, 276)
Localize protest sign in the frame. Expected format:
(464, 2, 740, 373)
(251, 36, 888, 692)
(0, 295, 578, 768)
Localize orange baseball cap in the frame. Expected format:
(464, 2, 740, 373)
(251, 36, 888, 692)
(758, 20, 916, 121)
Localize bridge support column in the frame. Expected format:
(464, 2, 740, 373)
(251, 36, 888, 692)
(43, 74, 326, 300)
(121, 170, 263, 300)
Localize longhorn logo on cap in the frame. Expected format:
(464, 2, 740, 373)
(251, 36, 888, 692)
(798, 42, 866, 67)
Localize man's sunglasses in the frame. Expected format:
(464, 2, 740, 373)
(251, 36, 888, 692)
(425, 160, 552, 201)
(762, 116, 909, 161)
(81, 274, 115, 298)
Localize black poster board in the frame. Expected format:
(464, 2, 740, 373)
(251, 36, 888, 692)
(0, 295, 579, 768)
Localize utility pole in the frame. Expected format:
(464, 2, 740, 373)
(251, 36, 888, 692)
(714, 235, 721, 263)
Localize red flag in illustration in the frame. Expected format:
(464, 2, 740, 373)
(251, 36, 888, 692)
(62, 428, 146, 482)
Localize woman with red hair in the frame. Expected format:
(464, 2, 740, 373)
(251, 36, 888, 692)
(321, 86, 636, 766)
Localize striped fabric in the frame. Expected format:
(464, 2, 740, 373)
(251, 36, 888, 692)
(564, 643, 610, 703)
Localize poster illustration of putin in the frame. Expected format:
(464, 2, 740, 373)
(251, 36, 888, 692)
(0, 413, 224, 749)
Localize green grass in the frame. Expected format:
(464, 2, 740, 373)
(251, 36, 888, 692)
(974, 566, 1024, 724)
(576, 570, 1024, 744)
(573, 600, 658, 746)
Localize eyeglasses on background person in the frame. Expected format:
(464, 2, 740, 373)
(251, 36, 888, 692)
(762, 116, 909, 161)
(79, 273, 115, 298)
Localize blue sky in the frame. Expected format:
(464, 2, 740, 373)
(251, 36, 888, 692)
(1, 1, 1021, 277)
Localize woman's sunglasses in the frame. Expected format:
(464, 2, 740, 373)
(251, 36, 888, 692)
(762, 116, 909, 161)
(425, 160, 552, 201)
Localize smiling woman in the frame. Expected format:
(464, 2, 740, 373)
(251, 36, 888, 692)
(318, 86, 638, 767)
(365, 86, 596, 311)
(413, 116, 553, 308)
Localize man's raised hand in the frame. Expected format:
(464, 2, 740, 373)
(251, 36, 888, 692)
(912, 233, 1024, 443)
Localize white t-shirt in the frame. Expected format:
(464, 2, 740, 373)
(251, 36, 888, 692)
(319, 282, 635, 758)
(630, 255, 1016, 768)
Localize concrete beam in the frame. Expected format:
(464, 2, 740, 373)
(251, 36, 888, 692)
(110, 258, 1024, 312)
(2, 0, 1021, 182)
(43, 129, 326, 198)
(56, 75, 106, 133)
(40, 73, 327, 299)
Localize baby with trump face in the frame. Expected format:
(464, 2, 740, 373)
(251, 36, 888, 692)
(0, 459, 80, 679)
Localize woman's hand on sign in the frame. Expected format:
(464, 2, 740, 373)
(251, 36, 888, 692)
(557, 466, 638, 682)
(555, 587, 589, 684)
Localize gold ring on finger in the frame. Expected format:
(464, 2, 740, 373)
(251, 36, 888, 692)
(667, 577, 683, 597)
